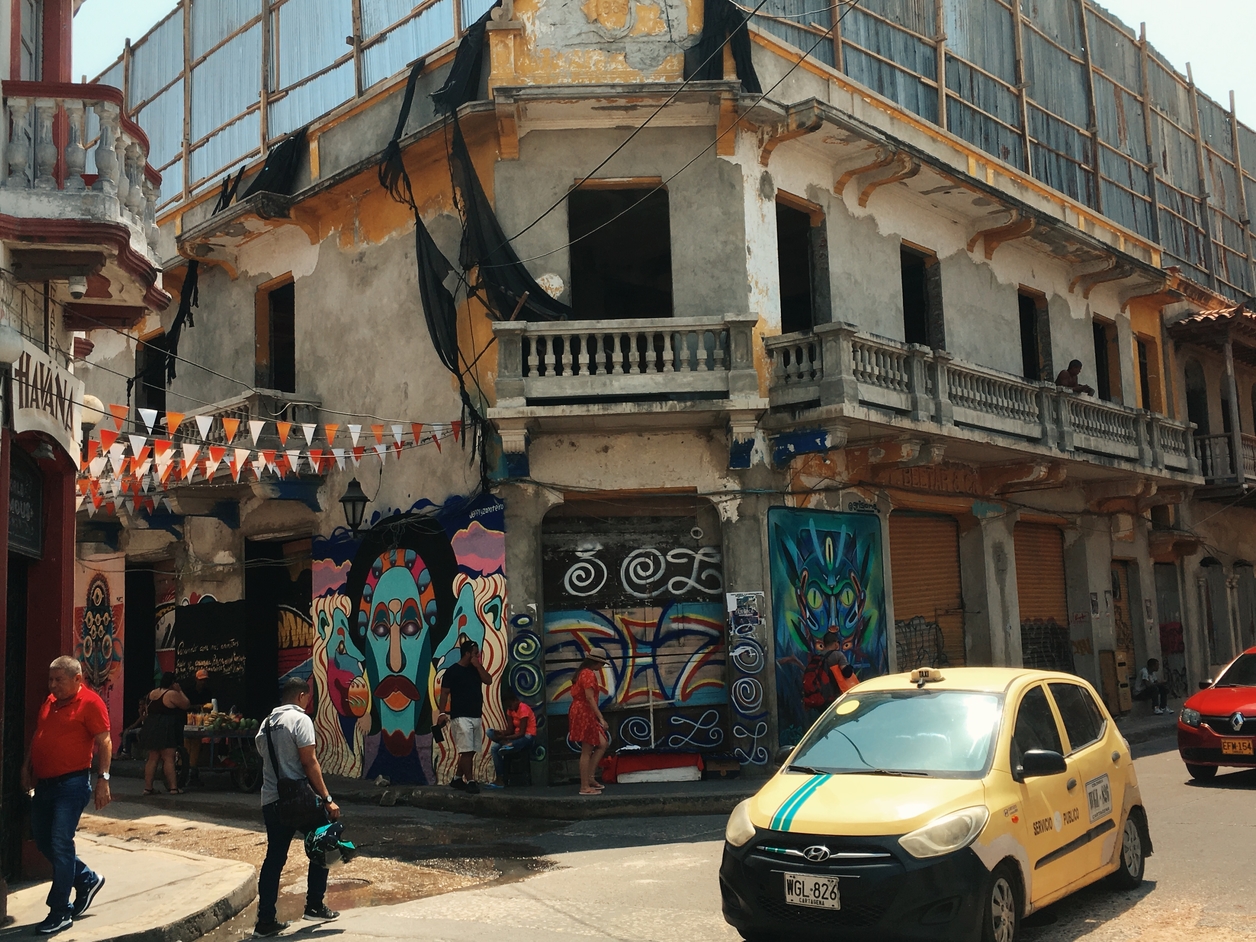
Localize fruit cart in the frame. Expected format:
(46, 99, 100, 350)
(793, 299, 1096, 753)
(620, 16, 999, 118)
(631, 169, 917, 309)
(180, 713, 263, 791)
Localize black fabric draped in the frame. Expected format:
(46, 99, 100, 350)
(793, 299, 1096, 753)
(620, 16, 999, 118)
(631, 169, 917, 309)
(684, 0, 762, 93)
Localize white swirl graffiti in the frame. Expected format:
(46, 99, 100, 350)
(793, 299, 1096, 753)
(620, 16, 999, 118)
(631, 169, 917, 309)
(563, 553, 608, 598)
(733, 720, 769, 765)
(665, 709, 725, 749)
(618, 715, 653, 745)
(730, 639, 765, 675)
(620, 546, 724, 599)
(732, 677, 764, 714)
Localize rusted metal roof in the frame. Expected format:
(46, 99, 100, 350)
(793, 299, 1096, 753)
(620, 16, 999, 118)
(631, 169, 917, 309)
(1169, 305, 1256, 364)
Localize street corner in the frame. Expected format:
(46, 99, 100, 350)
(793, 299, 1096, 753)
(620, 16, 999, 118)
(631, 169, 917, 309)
(0, 834, 255, 942)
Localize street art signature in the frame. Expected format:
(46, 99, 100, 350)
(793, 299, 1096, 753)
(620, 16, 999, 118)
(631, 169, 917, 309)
(74, 558, 126, 747)
(310, 495, 507, 784)
(768, 508, 888, 746)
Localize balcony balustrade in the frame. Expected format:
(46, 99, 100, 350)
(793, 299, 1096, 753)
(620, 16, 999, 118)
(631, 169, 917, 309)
(195, 390, 322, 451)
(1195, 432, 1256, 486)
(766, 323, 1198, 476)
(2, 82, 160, 258)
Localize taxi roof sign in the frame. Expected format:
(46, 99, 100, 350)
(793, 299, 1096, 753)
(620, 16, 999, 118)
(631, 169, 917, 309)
(910, 667, 945, 687)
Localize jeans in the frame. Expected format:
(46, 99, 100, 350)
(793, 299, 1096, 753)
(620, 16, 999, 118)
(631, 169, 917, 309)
(489, 733, 535, 781)
(30, 772, 96, 917)
(1134, 683, 1169, 710)
(257, 801, 328, 924)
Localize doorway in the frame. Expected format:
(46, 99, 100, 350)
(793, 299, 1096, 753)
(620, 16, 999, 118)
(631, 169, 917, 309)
(2, 556, 29, 882)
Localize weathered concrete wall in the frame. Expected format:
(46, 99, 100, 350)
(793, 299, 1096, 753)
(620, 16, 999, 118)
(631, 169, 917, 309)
(958, 510, 1022, 667)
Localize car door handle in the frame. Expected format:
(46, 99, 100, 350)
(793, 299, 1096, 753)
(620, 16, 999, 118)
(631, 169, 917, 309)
(1066, 777, 1077, 790)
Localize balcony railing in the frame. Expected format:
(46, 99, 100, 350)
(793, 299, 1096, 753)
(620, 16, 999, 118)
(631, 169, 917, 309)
(493, 314, 760, 406)
(1196, 432, 1256, 485)
(766, 323, 1198, 475)
(2, 82, 160, 255)
(195, 390, 321, 453)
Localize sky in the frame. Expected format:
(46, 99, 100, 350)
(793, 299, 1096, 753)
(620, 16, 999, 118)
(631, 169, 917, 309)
(73, 0, 1256, 125)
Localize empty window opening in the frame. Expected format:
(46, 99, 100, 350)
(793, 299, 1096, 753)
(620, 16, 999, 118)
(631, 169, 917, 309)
(19, 0, 43, 81)
(257, 280, 295, 392)
(135, 333, 169, 420)
(1222, 394, 1233, 436)
(1184, 358, 1209, 435)
(569, 188, 672, 319)
(775, 196, 829, 334)
(1091, 319, 1120, 403)
(900, 245, 944, 348)
(1135, 338, 1152, 410)
(1017, 291, 1050, 381)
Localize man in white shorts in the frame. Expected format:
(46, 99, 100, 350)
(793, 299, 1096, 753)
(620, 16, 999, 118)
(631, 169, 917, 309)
(435, 640, 492, 793)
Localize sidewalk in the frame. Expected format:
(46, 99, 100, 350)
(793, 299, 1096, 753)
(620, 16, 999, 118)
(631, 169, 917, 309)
(1115, 699, 1183, 746)
(0, 834, 255, 942)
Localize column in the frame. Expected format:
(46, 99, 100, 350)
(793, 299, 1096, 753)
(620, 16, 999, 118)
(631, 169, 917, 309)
(1224, 333, 1245, 486)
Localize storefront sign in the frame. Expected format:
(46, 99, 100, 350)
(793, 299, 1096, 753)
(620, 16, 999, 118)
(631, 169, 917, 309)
(878, 465, 980, 495)
(11, 339, 83, 460)
(8, 450, 42, 558)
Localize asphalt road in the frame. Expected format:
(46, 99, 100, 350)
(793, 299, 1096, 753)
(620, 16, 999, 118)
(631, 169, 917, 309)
(102, 731, 1256, 941)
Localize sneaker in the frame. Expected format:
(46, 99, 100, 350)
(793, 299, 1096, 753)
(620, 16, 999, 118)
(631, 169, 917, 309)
(1154, 707, 1164, 714)
(72, 873, 106, 918)
(303, 905, 340, 922)
(253, 919, 290, 937)
(463, 781, 480, 794)
(483, 781, 504, 789)
(449, 778, 466, 790)
(35, 913, 73, 935)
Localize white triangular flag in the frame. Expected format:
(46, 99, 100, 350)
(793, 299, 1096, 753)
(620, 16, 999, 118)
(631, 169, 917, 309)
(285, 450, 302, 474)
(181, 443, 200, 464)
(89, 455, 108, 478)
(107, 444, 126, 475)
(205, 451, 223, 480)
(373, 443, 388, 463)
(332, 448, 346, 470)
(138, 408, 158, 432)
(128, 434, 147, 456)
(136, 459, 152, 480)
(250, 455, 264, 481)
(249, 420, 266, 446)
(391, 425, 405, 445)
(195, 415, 213, 440)
(302, 423, 317, 446)
(348, 424, 362, 446)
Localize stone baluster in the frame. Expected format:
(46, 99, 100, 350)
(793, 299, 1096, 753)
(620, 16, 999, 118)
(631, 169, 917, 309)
(1036, 382, 1058, 449)
(1185, 422, 1200, 476)
(33, 98, 57, 188)
(724, 313, 759, 399)
(63, 99, 87, 190)
(125, 142, 145, 216)
(932, 349, 954, 426)
(5, 97, 32, 186)
(494, 322, 527, 407)
(906, 343, 931, 422)
(92, 101, 120, 195)
(143, 178, 160, 246)
(113, 131, 130, 210)
(1147, 413, 1164, 470)
(1135, 410, 1152, 467)
(815, 321, 859, 409)
(1055, 389, 1075, 453)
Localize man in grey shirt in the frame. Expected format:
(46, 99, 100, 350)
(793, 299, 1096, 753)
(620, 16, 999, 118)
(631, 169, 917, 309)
(254, 677, 341, 936)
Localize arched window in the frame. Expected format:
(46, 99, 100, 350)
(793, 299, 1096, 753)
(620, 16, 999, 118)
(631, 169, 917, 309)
(1184, 359, 1209, 435)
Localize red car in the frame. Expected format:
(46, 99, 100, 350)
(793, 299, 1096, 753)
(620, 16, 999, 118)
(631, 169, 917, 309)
(1178, 648, 1256, 780)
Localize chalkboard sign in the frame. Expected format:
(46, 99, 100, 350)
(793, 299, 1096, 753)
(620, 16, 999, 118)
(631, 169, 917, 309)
(174, 601, 249, 715)
(9, 451, 42, 559)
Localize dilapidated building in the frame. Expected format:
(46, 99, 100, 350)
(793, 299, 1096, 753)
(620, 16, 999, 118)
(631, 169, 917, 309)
(68, 0, 1256, 788)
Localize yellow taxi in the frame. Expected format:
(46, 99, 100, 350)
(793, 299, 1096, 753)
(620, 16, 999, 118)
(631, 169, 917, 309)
(719, 668, 1150, 942)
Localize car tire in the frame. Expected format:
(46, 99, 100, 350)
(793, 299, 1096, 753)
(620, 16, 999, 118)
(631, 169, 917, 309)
(981, 861, 1022, 942)
(1186, 763, 1217, 782)
(1108, 809, 1148, 890)
(736, 932, 771, 942)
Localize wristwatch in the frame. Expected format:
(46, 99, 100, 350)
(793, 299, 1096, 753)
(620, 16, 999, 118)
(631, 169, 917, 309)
(324, 794, 333, 803)
(96, 772, 110, 782)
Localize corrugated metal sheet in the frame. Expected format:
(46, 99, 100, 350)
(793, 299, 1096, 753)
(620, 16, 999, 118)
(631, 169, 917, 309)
(843, 6, 936, 77)
(1093, 73, 1145, 162)
(944, 0, 1014, 84)
(889, 513, 965, 668)
(274, 0, 354, 90)
(192, 0, 259, 59)
(1022, 27, 1088, 128)
(190, 110, 261, 183)
(845, 45, 938, 122)
(1085, 7, 1139, 94)
(362, 0, 456, 89)
(462, 0, 497, 28)
(1155, 114, 1200, 191)
(1020, 0, 1081, 51)
(135, 79, 186, 170)
(190, 23, 262, 141)
(128, 8, 183, 109)
(1013, 523, 1067, 624)
(362, 0, 414, 36)
(860, 0, 935, 38)
(268, 60, 355, 138)
(1029, 105, 1094, 205)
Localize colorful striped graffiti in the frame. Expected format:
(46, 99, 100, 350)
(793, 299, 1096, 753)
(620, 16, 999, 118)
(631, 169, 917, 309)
(769, 508, 888, 747)
(727, 591, 769, 765)
(310, 494, 507, 784)
(505, 614, 547, 761)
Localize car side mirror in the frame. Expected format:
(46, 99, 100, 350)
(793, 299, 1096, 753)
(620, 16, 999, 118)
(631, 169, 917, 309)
(1200, 679, 1214, 690)
(1015, 749, 1067, 781)
(773, 745, 797, 767)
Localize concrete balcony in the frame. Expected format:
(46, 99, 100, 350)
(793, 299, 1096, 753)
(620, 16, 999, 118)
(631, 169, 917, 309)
(1196, 432, 1256, 488)
(195, 390, 323, 451)
(1, 82, 167, 321)
(765, 323, 1200, 480)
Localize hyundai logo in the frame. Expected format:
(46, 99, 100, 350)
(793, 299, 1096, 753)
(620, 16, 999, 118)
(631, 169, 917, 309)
(803, 845, 831, 863)
(1231, 711, 1245, 733)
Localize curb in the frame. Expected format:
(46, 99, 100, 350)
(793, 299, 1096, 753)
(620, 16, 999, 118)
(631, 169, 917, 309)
(98, 861, 255, 942)
(389, 787, 753, 820)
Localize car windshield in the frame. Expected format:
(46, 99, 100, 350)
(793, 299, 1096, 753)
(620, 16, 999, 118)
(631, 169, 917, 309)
(1215, 654, 1256, 687)
(789, 690, 1003, 778)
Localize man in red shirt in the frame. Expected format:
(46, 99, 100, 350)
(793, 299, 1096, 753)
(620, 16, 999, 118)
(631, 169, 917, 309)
(485, 687, 537, 788)
(21, 656, 113, 934)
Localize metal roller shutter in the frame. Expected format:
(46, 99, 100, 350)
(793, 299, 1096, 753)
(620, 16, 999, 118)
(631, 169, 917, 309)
(1013, 524, 1068, 624)
(889, 513, 965, 668)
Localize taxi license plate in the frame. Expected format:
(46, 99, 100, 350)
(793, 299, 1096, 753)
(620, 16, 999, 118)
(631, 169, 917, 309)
(784, 873, 841, 910)
(1222, 738, 1254, 756)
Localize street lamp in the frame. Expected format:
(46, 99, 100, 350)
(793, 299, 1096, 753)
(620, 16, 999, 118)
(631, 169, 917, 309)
(339, 478, 369, 534)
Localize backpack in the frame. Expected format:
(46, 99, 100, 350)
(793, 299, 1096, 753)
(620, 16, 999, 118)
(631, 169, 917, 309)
(802, 653, 838, 709)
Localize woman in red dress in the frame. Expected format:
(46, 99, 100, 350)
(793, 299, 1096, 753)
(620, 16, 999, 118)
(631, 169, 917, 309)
(568, 649, 610, 795)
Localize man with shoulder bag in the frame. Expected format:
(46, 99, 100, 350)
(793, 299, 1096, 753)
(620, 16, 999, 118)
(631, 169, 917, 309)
(254, 677, 340, 937)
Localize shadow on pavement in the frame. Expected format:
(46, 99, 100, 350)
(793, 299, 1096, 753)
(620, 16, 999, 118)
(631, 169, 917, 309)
(1185, 767, 1256, 790)
(1022, 880, 1156, 939)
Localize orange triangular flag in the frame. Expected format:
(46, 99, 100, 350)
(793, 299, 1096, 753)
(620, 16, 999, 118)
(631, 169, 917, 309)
(165, 411, 185, 436)
(451, 420, 463, 443)
(108, 404, 128, 430)
(411, 423, 424, 446)
(86, 440, 100, 461)
(261, 450, 277, 474)
(371, 424, 385, 444)
(276, 421, 292, 446)
(351, 446, 364, 467)
(100, 428, 119, 451)
(324, 423, 339, 445)
(153, 438, 173, 460)
(221, 417, 240, 442)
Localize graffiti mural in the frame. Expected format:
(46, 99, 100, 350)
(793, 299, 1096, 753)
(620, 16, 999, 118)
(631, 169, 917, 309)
(726, 591, 769, 765)
(74, 555, 126, 747)
(311, 495, 507, 784)
(768, 508, 888, 746)
(541, 510, 728, 773)
(504, 613, 547, 762)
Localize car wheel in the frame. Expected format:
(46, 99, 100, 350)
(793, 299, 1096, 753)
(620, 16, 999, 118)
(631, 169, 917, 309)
(982, 861, 1021, 942)
(1108, 810, 1148, 890)
(1186, 763, 1217, 781)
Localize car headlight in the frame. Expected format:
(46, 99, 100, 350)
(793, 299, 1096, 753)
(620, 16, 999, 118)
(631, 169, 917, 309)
(725, 799, 757, 848)
(898, 806, 990, 859)
(1180, 707, 1201, 727)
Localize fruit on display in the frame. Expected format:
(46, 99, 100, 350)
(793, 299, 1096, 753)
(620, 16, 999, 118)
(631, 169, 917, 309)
(187, 712, 258, 731)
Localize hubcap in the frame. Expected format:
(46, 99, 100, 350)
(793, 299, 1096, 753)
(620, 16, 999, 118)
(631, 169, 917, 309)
(1122, 818, 1142, 873)
(990, 876, 1016, 942)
